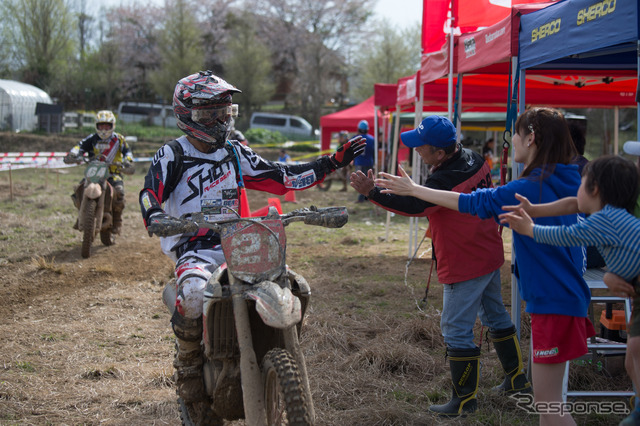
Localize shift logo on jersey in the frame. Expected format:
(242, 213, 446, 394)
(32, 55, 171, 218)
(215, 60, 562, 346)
(184, 167, 233, 203)
(283, 170, 316, 189)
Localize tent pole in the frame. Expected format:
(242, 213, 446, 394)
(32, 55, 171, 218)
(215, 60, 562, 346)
(374, 106, 380, 174)
(614, 106, 619, 155)
(408, 85, 425, 258)
(512, 57, 526, 340)
(385, 105, 402, 242)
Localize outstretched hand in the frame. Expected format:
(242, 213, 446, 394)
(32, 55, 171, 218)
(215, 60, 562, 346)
(498, 208, 535, 237)
(502, 193, 533, 214)
(374, 166, 418, 196)
(330, 136, 366, 169)
(350, 169, 375, 195)
(604, 272, 637, 299)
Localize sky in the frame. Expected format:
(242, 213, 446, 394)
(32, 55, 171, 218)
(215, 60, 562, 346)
(374, 0, 422, 29)
(91, 0, 423, 29)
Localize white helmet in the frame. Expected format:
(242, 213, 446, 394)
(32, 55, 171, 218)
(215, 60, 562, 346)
(95, 110, 116, 140)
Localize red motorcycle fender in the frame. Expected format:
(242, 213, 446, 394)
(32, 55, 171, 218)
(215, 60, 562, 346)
(245, 281, 302, 329)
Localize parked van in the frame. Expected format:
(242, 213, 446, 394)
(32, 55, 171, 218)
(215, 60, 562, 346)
(117, 102, 176, 127)
(249, 112, 313, 139)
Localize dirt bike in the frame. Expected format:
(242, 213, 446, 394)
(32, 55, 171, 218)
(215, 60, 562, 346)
(148, 205, 349, 426)
(70, 155, 133, 258)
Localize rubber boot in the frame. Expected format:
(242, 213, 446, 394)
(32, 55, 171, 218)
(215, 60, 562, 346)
(171, 312, 206, 403)
(489, 326, 532, 394)
(429, 347, 481, 416)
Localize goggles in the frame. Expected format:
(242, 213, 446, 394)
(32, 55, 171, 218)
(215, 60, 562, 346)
(96, 123, 113, 130)
(191, 104, 238, 125)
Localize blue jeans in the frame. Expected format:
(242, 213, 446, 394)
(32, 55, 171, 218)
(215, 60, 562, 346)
(440, 268, 513, 349)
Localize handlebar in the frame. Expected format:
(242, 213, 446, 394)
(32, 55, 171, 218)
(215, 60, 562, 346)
(147, 205, 349, 238)
(66, 154, 134, 174)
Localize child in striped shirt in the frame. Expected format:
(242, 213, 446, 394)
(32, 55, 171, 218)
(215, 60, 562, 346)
(499, 154, 640, 425)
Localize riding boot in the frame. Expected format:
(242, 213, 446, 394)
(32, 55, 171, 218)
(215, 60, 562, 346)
(489, 326, 532, 394)
(112, 208, 123, 235)
(429, 347, 481, 416)
(171, 312, 206, 403)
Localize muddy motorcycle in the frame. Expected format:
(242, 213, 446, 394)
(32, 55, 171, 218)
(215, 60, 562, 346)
(70, 156, 131, 258)
(149, 206, 349, 426)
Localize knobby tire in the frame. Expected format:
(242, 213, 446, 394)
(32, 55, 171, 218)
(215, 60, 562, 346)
(262, 348, 313, 426)
(81, 199, 97, 258)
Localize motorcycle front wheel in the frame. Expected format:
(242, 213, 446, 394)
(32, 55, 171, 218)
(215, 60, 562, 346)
(262, 348, 313, 426)
(81, 199, 97, 258)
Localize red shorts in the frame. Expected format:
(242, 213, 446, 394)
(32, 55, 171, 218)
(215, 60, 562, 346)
(530, 313, 595, 364)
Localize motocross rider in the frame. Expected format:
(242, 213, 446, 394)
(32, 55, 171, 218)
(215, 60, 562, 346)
(139, 70, 365, 404)
(64, 110, 134, 234)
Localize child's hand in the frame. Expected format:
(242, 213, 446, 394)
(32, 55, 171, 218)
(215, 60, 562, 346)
(502, 193, 534, 215)
(498, 208, 535, 238)
(375, 166, 417, 196)
(603, 272, 636, 298)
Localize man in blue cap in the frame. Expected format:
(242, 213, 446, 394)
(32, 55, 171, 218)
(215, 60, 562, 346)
(350, 115, 530, 416)
(353, 120, 375, 202)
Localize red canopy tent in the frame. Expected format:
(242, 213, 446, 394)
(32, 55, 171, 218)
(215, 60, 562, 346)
(319, 96, 381, 152)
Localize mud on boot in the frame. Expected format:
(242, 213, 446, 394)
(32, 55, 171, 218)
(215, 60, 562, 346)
(173, 339, 206, 403)
(489, 326, 532, 394)
(429, 347, 481, 417)
(172, 312, 206, 403)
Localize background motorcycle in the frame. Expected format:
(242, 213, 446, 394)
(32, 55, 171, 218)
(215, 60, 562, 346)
(69, 155, 133, 258)
(149, 205, 349, 426)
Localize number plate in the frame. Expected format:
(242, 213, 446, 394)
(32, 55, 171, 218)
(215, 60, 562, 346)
(221, 219, 285, 282)
(85, 162, 109, 183)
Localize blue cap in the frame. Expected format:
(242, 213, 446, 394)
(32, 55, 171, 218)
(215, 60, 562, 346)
(401, 115, 456, 148)
(357, 120, 369, 132)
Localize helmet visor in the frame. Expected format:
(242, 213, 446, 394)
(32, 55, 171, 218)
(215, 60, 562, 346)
(191, 105, 232, 126)
(97, 123, 113, 131)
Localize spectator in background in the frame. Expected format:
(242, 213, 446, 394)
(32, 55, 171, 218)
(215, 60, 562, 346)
(482, 138, 496, 170)
(568, 120, 588, 173)
(353, 120, 375, 202)
(278, 149, 292, 163)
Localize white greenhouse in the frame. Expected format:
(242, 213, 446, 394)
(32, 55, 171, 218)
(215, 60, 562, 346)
(0, 79, 53, 132)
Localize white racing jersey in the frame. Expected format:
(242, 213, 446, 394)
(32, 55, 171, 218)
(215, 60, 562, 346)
(140, 136, 335, 259)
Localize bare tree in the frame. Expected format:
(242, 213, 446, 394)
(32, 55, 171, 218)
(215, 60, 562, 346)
(251, 0, 375, 128)
(1, 0, 74, 90)
(104, 2, 164, 103)
(352, 21, 421, 100)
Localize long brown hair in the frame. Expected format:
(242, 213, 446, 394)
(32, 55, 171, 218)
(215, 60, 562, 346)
(515, 107, 577, 178)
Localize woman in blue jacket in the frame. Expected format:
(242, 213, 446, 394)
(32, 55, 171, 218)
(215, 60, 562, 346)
(376, 107, 593, 426)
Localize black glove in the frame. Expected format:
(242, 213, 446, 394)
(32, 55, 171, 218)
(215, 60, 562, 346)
(63, 153, 79, 164)
(330, 136, 366, 169)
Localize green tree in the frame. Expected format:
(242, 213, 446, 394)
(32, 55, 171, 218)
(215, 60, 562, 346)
(352, 21, 421, 100)
(149, 0, 204, 102)
(1, 0, 74, 90)
(224, 14, 275, 129)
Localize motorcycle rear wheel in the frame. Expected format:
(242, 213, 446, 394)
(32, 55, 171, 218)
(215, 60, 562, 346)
(81, 199, 97, 258)
(262, 348, 313, 426)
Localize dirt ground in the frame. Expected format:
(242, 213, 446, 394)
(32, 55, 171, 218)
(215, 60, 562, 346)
(0, 133, 631, 425)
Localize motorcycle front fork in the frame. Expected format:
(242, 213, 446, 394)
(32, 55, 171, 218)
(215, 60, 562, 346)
(230, 274, 268, 426)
